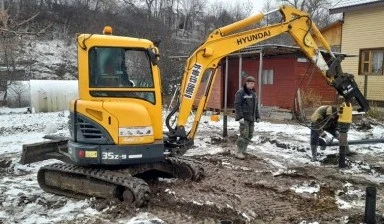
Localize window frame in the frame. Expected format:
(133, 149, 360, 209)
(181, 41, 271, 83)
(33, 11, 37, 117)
(88, 46, 154, 88)
(359, 48, 384, 76)
(87, 47, 156, 104)
(262, 69, 274, 85)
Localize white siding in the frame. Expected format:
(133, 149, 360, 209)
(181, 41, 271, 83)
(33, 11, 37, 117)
(341, 7, 384, 101)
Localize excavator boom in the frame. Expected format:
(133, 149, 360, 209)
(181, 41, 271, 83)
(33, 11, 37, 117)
(165, 5, 369, 149)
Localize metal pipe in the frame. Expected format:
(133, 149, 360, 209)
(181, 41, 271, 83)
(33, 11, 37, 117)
(264, 8, 280, 16)
(238, 55, 243, 90)
(219, 14, 264, 36)
(328, 138, 384, 146)
(365, 186, 377, 224)
(338, 124, 350, 168)
(223, 57, 229, 137)
(339, 132, 347, 168)
(258, 50, 263, 114)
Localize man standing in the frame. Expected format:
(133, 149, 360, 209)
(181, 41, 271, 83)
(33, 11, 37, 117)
(234, 76, 260, 159)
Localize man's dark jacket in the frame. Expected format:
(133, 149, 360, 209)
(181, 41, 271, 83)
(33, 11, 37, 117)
(234, 85, 260, 122)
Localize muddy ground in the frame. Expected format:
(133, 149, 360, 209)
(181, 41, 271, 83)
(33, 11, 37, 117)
(1, 115, 384, 224)
(87, 149, 384, 224)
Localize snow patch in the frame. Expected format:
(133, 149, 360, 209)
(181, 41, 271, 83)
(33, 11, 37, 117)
(125, 212, 165, 224)
(1, 108, 384, 223)
(291, 182, 320, 194)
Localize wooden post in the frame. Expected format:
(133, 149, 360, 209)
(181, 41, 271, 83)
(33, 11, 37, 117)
(364, 75, 368, 97)
(297, 88, 305, 121)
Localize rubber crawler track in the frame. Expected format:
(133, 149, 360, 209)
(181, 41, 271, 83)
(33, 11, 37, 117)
(37, 157, 204, 207)
(37, 163, 150, 207)
(165, 156, 205, 181)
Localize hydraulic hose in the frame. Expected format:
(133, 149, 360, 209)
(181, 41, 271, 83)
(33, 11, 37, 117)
(165, 97, 180, 134)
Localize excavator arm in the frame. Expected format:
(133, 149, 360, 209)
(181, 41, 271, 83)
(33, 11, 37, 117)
(165, 5, 369, 150)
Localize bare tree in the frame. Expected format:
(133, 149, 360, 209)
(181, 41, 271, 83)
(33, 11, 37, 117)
(0, 0, 8, 29)
(0, 0, 47, 105)
(199, 1, 256, 39)
(277, 0, 333, 27)
(257, 0, 334, 45)
(179, 0, 203, 36)
(229, 0, 253, 21)
(262, 1, 279, 25)
(8, 81, 28, 107)
(0, 35, 21, 105)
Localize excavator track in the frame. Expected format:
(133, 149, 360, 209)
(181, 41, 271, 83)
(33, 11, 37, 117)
(164, 156, 205, 181)
(37, 163, 150, 207)
(111, 157, 205, 182)
(37, 157, 204, 207)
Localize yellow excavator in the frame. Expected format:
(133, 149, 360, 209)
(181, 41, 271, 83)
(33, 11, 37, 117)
(20, 6, 369, 206)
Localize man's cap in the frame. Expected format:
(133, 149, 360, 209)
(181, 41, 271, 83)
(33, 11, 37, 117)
(246, 76, 255, 83)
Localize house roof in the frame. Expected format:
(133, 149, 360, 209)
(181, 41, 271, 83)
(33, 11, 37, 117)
(319, 20, 343, 33)
(230, 44, 346, 59)
(169, 44, 346, 60)
(330, 0, 384, 14)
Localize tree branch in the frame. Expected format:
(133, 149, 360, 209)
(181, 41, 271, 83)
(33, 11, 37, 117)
(37, 23, 53, 35)
(0, 23, 52, 36)
(16, 12, 40, 27)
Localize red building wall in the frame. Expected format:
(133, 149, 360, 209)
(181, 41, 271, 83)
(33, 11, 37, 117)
(193, 66, 223, 110)
(223, 56, 337, 110)
(193, 54, 338, 111)
(294, 61, 337, 105)
(257, 57, 297, 109)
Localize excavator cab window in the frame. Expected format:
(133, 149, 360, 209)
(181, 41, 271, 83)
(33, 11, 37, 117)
(89, 47, 153, 88)
(88, 47, 156, 103)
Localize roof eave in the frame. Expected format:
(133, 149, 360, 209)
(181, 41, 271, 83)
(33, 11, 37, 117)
(330, 1, 384, 14)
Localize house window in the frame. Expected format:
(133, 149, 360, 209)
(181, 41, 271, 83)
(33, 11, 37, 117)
(360, 48, 384, 75)
(262, 69, 273, 85)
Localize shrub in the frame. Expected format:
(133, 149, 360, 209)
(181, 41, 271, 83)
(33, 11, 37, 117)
(366, 102, 384, 120)
(300, 88, 323, 108)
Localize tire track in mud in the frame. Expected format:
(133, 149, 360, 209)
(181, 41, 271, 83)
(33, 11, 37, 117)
(146, 153, 340, 223)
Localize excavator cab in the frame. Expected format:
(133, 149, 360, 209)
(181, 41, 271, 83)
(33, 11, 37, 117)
(21, 30, 168, 166)
(19, 27, 206, 206)
(66, 32, 168, 165)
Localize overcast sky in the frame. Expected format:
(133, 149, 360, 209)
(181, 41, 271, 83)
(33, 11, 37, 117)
(251, 0, 269, 13)
(209, 0, 269, 15)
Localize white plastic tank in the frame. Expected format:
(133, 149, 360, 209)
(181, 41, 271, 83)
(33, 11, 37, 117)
(30, 80, 78, 112)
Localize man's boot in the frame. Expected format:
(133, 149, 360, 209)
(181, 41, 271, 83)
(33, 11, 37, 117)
(311, 145, 318, 161)
(345, 145, 355, 156)
(235, 151, 245, 159)
(236, 138, 247, 159)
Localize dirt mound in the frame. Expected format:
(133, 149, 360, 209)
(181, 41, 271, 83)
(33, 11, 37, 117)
(353, 116, 384, 131)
